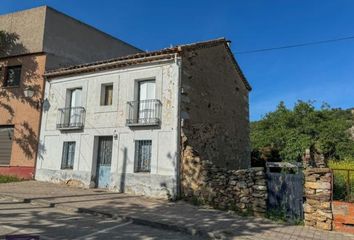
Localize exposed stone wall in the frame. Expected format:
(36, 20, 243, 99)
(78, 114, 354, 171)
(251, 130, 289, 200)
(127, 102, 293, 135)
(181, 144, 267, 217)
(303, 148, 327, 168)
(303, 168, 333, 230)
(180, 43, 251, 170)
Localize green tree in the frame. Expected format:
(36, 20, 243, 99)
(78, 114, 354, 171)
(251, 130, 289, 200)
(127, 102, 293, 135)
(251, 101, 354, 163)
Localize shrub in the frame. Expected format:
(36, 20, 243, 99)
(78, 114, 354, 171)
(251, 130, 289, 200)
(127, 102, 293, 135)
(329, 159, 354, 202)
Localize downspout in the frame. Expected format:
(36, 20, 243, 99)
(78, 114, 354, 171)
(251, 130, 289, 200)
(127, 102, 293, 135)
(175, 52, 182, 198)
(33, 66, 47, 179)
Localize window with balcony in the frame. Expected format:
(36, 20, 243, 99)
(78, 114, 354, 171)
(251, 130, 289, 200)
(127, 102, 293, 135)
(126, 80, 161, 126)
(4, 65, 21, 87)
(57, 88, 85, 130)
(100, 83, 113, 106)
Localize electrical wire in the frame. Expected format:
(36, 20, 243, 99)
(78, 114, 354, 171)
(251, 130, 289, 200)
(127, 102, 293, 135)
(235, 35, 354, 55)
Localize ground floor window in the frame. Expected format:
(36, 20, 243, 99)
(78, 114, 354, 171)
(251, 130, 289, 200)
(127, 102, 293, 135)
(134, 140, 152, 172)
(0, 125, 14, 165)
(61, 141, 76, 169)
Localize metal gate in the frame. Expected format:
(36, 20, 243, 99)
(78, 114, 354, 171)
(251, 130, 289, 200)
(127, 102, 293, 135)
(266, 162, 304, 221)
(96, 136, 113, 188)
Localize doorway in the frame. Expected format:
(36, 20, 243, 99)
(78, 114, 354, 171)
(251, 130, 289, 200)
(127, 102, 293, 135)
(96, 136, 113, 188)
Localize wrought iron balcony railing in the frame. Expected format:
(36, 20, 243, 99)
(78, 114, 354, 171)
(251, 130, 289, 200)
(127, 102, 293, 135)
(57, 107, 86, 130)
(126, 99, 162, 126)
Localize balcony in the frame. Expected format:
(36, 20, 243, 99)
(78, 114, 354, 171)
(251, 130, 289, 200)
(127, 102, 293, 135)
(126, 99, 162, 127)
(57, 107, 86, 130)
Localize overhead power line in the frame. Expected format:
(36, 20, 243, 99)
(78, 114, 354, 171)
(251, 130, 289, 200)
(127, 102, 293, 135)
(234, 35, 354, 55)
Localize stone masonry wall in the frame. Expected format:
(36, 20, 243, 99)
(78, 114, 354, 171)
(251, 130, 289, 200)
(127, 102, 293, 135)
(180, 43, 251, 170)
(303, 168, 333, 230)
(181, 145, 267, 217)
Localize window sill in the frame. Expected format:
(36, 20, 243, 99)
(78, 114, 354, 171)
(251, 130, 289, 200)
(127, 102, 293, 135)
(1, 85, 20, 89)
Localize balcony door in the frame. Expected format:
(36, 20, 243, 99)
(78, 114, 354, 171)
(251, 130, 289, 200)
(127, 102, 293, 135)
(68, 88, 82, 127)
(138, 81, 155, 122)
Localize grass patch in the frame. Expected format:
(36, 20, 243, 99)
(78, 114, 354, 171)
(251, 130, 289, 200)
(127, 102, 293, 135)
(0, 175, 21, 183)
(329, 159, 354, 202)
(266, 208, 303, 225)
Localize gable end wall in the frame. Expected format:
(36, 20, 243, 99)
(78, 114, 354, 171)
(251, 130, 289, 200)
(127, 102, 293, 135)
(180, 44, 250, 170)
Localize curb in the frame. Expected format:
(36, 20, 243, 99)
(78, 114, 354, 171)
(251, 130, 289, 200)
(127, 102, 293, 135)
(0, 194, 219, 239)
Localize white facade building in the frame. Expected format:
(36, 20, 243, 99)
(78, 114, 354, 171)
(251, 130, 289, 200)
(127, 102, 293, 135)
(36, 58, 181, 198)
(36, 38, 252, 199)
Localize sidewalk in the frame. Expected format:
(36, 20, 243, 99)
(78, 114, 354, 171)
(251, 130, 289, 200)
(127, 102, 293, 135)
(0, 181, 353, 239)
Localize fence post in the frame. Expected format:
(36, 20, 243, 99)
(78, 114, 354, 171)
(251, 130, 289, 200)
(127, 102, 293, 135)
(303, 168, 333, 231)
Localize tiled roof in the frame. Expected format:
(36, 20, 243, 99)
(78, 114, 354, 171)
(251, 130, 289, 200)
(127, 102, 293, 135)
(45, 38, 251, 90)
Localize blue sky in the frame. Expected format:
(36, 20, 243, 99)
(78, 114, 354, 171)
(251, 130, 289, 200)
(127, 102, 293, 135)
(1, 1, 354, 121)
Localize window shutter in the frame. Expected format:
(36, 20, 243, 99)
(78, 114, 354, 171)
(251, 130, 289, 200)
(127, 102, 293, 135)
(134, 141, 139, 172)
(61, 142, 68, 169)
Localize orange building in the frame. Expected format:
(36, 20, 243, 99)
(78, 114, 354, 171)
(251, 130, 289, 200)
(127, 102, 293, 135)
(0, 6, 140, 179)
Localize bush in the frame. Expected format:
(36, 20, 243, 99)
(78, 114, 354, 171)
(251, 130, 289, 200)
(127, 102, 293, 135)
(329, 159, 354, 202)
(251, 101, 354, 163)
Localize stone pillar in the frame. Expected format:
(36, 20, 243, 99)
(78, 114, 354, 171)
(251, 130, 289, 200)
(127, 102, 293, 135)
(251, 168, 267, 217)
(303, 168, 333, 230)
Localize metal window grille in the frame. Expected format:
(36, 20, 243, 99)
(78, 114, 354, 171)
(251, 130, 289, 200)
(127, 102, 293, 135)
(5, 65, 21, 87)
(61, 142, 76, 169)
(98, 136, 113, 165)
(134, 140, 152, 172)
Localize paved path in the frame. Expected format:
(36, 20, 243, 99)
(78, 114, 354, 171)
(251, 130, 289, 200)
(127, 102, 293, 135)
(0, 181, 353, 240)
(0, 196, 198, 239)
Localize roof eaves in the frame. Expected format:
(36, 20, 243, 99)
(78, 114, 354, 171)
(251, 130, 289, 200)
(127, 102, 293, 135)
(45, 53, 176, 79)
(223, 42, 252, 91)
(45, 38, 227, 78)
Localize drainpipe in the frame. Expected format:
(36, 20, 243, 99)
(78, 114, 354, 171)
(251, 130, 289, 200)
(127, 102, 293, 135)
(33, 71, 47, 179)
(175, 52, 182, 199)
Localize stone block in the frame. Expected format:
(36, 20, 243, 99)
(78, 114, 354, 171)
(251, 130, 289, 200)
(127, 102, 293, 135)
(253, 185, 267, 191)
(237, 181, 247, 189)
(305, 181, 331, 190)
(304, 203, 315, 213)
(320, 201, 331, 210)
(305, 189, 316, 195)
(317, 209, 333, 220)
(316, 221, 332, 231)
(305, 220, 316, 227)
(240, 197, 249, 203)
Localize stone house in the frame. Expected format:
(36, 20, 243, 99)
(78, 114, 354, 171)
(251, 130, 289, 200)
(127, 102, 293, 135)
(36, 38, 252, 198)
(0, 6, 140, 179)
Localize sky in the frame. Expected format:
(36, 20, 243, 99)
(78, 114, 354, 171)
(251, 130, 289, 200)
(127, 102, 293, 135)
(1, 0, 354, 121)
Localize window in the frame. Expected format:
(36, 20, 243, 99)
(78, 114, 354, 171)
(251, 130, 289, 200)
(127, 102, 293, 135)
(101, 84, 113, 106)
(0, 126, 14, 166)
(4, 65, 21, 87)
(134, 140, 152, 172)
(138, 80, 156, 121)
(61, 142, 76, 169)
(62, 88, 83, 128)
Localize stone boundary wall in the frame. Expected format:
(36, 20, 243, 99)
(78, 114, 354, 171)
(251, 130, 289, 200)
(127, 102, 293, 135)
(303, 168, 333, 230)
(181, 146, 267, 217)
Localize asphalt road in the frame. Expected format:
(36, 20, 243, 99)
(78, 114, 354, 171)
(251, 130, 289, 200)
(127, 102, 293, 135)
(0, 197, 200, 240)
